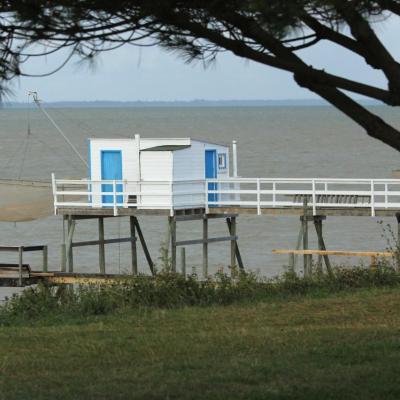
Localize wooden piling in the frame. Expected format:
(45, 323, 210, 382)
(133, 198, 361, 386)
(313, 216, 333, 276)
(130, 216, 138, 275)
(169, 216, 177, 272)
(302, 200, 310, 276)
(60, 244, 66, 272)
(66, 216, 75, 273)
(132, 217, 155, 275)
(203, 216, 208, 278)
(226, 217, 244, 270)
(18, 246, 23, 287)
(181, 247, 186, 277)
(98, 217, 106, 274)
(396, 212, 400, 271)
(42, 246, 48, 272)
(229, 217, 237, 270)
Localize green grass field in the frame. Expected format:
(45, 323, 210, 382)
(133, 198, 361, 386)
(1, 286, 400, 399)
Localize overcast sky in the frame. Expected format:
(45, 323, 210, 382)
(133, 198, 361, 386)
(10, 16, 400, 102)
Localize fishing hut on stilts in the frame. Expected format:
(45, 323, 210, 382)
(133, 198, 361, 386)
(2, 91, 400, 286)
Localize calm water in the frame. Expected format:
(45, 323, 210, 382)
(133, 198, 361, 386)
(1, 106, 400, 299)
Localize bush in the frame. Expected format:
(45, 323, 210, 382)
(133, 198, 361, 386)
(1, 265, 400, 324)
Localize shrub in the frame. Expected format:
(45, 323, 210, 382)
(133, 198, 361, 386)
(1, 265, 400, 324)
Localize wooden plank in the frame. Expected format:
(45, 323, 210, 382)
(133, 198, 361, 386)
(272, 249, 393, 257)
(72, 237, 137, 248)
(21, 245, 46, 252)
(133, 217, 155, 275)
(176, 236, 238, 246)
(175, 213, 237, 221)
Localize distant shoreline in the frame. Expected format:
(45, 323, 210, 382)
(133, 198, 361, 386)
(2, 98, 379, 109)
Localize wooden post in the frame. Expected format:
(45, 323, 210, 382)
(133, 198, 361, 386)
(60, 244, 66, 272)
(203, 216, 208, 278)
(289, 225, 303, 273)
(229, 217, 237, 271)
(60, 216, 66, 272)
(181, 247, 186, 277)
(396, 212, 400, 271)
(18, 246, 23, 287)
(169, 216, 177, 272)
(313, 217, 333, 276)
(302, 199, 310, 277)
(98, 217, 106, 274)
(66, 216, 75, 273)
(42, 246, 48, 272)
(226, 217, 244, 270)
(130, 216, 138, 275)
(133, 217, 155, 275)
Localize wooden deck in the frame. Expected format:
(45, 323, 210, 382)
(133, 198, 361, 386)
(56, 206, 400, 218)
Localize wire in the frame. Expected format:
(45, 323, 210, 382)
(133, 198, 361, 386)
(29, 92, 89, 168)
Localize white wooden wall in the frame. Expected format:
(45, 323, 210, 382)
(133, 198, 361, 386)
(172, 140, 230, 207)
(88, 137, 231, 209)
(89, 138, 139, 207)
(139, 151, 172, 208)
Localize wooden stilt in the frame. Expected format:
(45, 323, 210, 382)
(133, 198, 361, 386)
(130, 216, 138, 275)
(66, 216, 75, 273)
(396, 212, 400, 271)
(133, 217, 155, 275)
(98, 217, 106, 274)
(229, 217, 237, 271)
(181, 247, 186, 277)
(302, 200, 310, 276)
(42, 246, 48, 272)
(170, 216, 177, 272)
(289, 225, 303, 272)
(18, 246, 23, 287)
(203, 216, 208, 278)
(60, 244, 66, 272)
(60, 216, 66, 272)
(226, 217, 244, 270)
(313, 217, 333, 276)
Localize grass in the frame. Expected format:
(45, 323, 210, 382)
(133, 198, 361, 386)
(1, 287, 400, 399)
(1, 268, 400, 399)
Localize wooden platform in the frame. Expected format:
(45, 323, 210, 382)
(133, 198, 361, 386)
(57, 206, 400, 218)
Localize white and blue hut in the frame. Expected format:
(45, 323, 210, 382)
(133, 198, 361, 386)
(88, 135, 232, 210)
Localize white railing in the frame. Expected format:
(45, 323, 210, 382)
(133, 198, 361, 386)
(206, 177, 400, 216)
(51, 174, 400, 217)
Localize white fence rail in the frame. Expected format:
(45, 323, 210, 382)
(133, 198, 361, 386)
(51, 174, 400, 217)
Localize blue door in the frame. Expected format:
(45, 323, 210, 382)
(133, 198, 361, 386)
(205, 150, 218, 203)
(101, 150, 123, 205)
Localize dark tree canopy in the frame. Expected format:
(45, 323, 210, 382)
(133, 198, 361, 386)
(1, 1, 400, 150)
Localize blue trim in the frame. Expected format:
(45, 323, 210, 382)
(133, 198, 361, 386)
(205, 149, 218, 203)
(101, 150, 123, 205)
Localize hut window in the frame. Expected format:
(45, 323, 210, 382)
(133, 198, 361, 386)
(218, 153, 227, 170)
